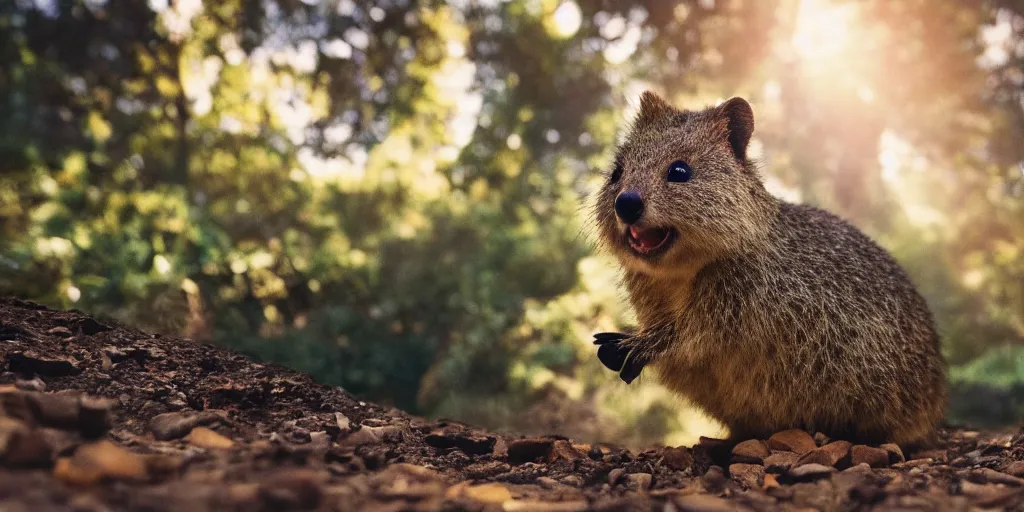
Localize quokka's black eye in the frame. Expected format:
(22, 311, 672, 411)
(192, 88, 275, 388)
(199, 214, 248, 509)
(610, 161, 623, 183)
(667, 160, 693, 183)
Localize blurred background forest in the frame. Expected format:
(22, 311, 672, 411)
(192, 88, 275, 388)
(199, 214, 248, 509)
(1, 0, 1022, 447)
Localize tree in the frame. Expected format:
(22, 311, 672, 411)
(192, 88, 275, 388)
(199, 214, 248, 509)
(1, 0, 1020, 442)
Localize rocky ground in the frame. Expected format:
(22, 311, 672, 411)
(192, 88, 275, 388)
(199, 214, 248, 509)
(1, 297, 1023, 511)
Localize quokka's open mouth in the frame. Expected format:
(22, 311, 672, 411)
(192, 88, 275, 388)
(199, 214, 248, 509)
(625, 226, 674, 256)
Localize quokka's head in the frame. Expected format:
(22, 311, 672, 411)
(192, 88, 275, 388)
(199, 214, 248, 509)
(593, 92, 774, 277)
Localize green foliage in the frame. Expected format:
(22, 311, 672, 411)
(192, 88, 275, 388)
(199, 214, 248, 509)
(0, 0, 1021, 445)
(951, 345, 1024, 389)
(948, 345, 1024, 427)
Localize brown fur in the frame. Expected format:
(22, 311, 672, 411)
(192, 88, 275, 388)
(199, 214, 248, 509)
(592, 92, 947, 447)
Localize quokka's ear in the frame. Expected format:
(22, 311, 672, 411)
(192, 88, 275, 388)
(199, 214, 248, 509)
(717, 97, 755, 161)
(634, 90, 673, 127)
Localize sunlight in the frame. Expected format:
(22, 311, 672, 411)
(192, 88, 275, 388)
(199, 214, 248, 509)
(548, 1, 582, 39)
(979, 10, 1015, 68)
(791, 0, 855, 61)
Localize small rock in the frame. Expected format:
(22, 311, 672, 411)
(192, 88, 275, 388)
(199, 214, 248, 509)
(976, 488, 1024, 509)
(891, 458, 933, 469)
(673, 494, 739, 512)
(959, 480, 1016, 506)
(0, 420, 52, 467)
(702, 465, 728, 492)
(975, 455, 1003, 466)
(608, 468, 625, 486)
(843, 462, 872, 474)
(1004, 461, 1024, 478)
(536, 476, 559, 489)
(46, 327, 73, 337)
(880, 443, 905, 464)
(140, 347, 166, 360)
(507, 437, 555, 464)
(0, 391, 33, 425)
(950, 456, 971, 467)
(796, 440, 851, 468)
(909, 448, 947, 462)
(736, 488, 779, 509)
(144, 453, 185, 476)
(731, 439, 770, 464)
(150, 412, 224, 441)
(788, 463, 836, 482)
(388, 463, 439, 479)
(834, 463, 876, 495)
(225, 483, 260, 505)
(258, 469, 325, 510)
(547, 440, 583, 462)
(767, 429, 817, 455)
(463, 483, 512, 504)
(571, 442, 591, 453)
(77, 318, 112, 336)
(502, 500, 589, 512)
(794, 448, 832, 468)
(334, 412, 351, 431)
(186, 427, 235, 450)
(7, 351, 80, 377)
(282, 424, 311, 444)
(102, 347, 130, 363)
(850, 445, 889, 468)
(624, 472, 652, 492)
(14, 389, 78, 430)
(981, 436, 1014, 453)
(14, 378, 46, 392)
(444, 481, 470, 500)
(561, 475, 584, 487)
(662, 446, 694, 470)
(894, 496, 940, 509)
(849, 481, 886, 505)
(424, 426, 496, 455)
(764, 451, 800, 473)
(729, 463, 764, 489)
(76, 396, 115, 438)
(341, 425, 401, 446)
(38, 427, 81, 459)
(376, 480, 442, 501)
(969, 467, 1024, 487)
(762, 473, 781, 490)
(492, 437, 509, 458)
(54, 441, 148, 485)
(697, 436, 734, 462)
(165, 397, 187, 410)
(308, 431, 330, 451)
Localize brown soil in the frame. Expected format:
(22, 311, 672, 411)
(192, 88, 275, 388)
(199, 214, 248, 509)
(0, 297, 1022, 511)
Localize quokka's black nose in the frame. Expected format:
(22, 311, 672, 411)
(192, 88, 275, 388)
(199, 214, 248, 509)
(615, 190, 644, 224)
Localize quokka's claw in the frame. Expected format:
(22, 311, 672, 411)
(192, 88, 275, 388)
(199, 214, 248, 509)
(597, 342, 630, 371)
(593, 332, 630, 345)
(619, 351, 647, 384)
(595, 334, 648, 384)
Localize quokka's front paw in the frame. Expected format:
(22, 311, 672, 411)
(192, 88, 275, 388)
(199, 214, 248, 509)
(593, 332, 647, 384)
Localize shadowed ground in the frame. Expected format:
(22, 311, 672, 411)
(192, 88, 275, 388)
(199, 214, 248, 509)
(0, 297, 1022, 511)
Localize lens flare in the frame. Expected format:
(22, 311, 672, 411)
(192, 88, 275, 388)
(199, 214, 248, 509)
(791, 0, 855, 61)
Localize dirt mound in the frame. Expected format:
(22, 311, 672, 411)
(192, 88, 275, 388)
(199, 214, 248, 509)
(0, 297, 1022, 511)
